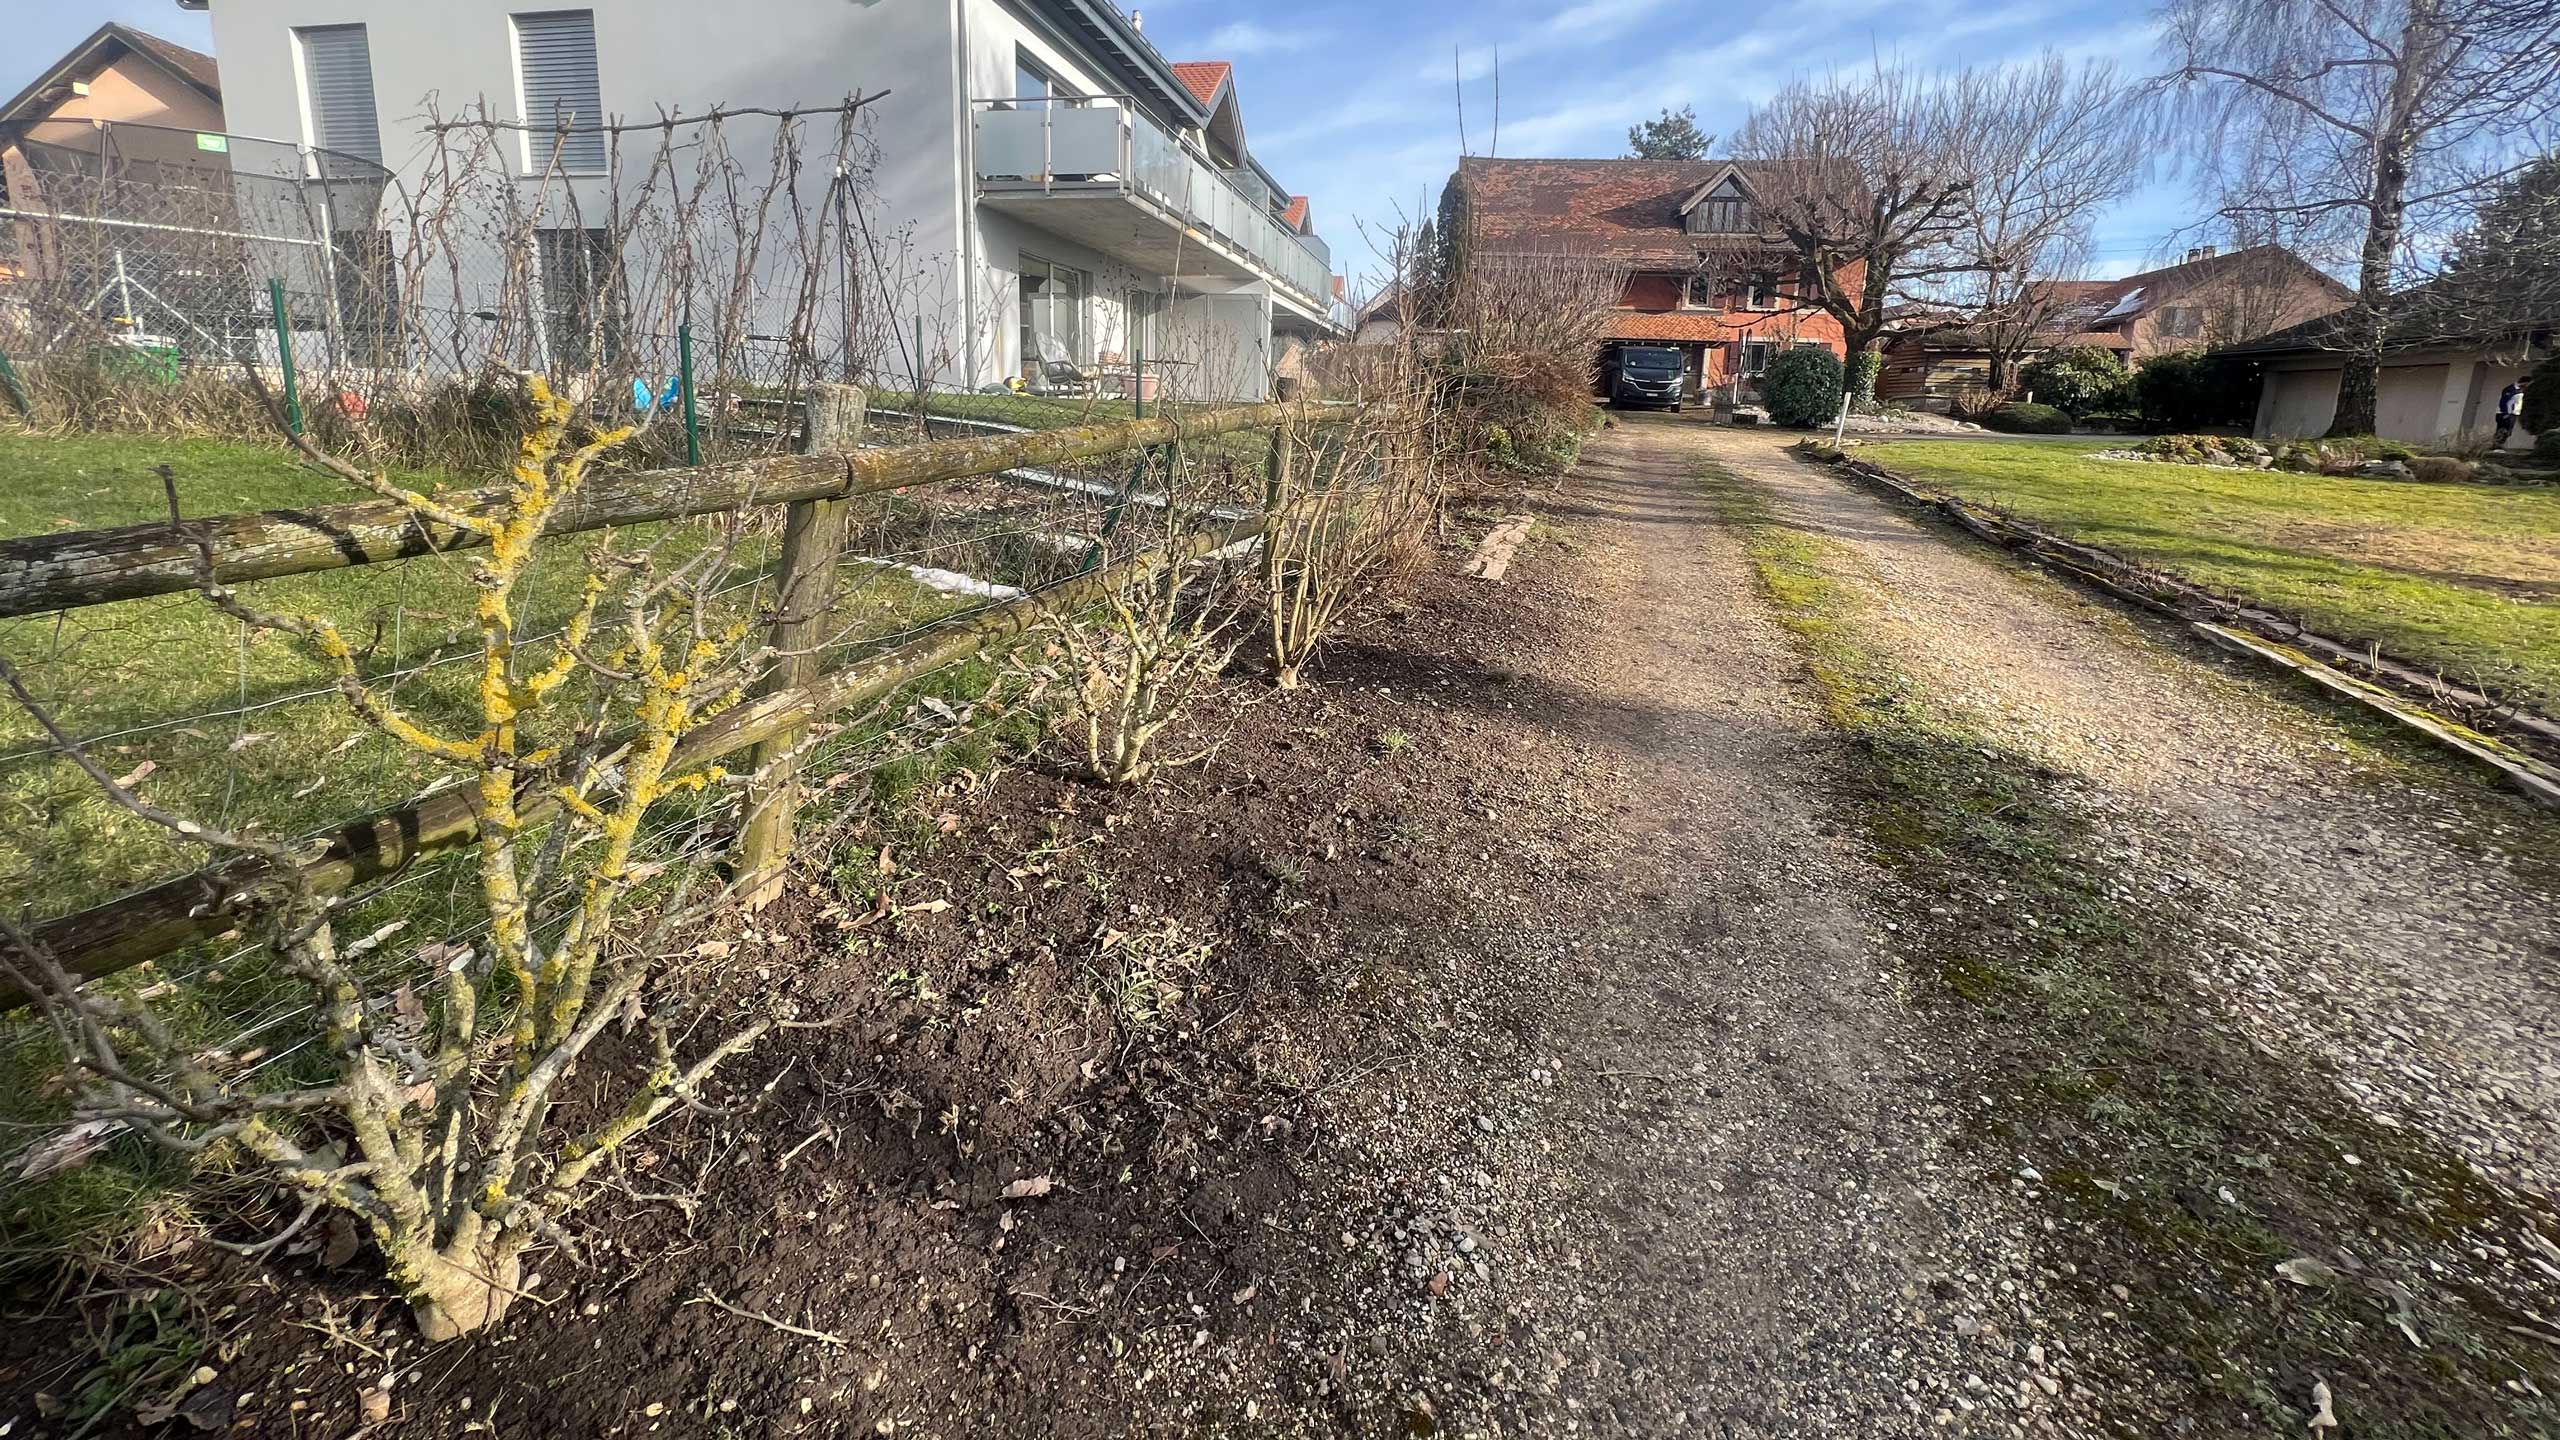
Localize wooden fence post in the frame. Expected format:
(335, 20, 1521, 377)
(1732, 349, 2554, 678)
(736, 381, 864, 907)
(1262, 421, 1295, 511)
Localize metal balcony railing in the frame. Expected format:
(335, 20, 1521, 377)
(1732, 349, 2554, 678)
(971, 97, 1332, 311)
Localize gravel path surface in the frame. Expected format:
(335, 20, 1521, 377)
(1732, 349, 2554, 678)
(1690, 421, 2560, 1204)
(1325, 421, 2096, 1437)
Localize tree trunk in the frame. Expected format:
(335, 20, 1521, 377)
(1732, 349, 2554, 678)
(2326, 1, 2430, 438)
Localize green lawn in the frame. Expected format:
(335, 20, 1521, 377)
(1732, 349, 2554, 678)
(1855, 439, 2560, 713)
(0, 431, 965, 919)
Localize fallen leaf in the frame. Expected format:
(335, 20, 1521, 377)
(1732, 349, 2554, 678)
(903, 899, 951, 916)
(1002, 1176, 1053, 1199)
(360, 1388, 391, 1424)
(2308, 1378, 2337, 1430)
(937, 812, 963, 835)
(226, 731, 274, 753)
(1151, 1242, 1181, 1261)
(1231, 1284, 1257, 1305)
(113, 759, 157, 790)
(693, 939, 733, 959)
(321, 1212, 361, 1268)
(2277, 1257, 2342, 1288)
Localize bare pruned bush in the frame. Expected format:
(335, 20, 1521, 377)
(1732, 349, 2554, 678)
(0, 378, 791, 1339)
(1044, 532, 1245, 786)
(1406, 205, 1626, 477)
(1264, 400, 1444, 689)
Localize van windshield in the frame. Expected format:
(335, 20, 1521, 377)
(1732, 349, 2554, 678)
(1621, 348, 1682, 375)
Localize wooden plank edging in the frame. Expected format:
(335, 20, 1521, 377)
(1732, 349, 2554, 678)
(1820, 451, 2560, 807)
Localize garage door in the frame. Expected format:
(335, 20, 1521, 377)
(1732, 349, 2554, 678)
(2376, 364, 2450, 443)
(2264, 369, 2337, 438)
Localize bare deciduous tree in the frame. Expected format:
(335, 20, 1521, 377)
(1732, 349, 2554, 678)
(1732, 62, 1983, 430)
(1949, 56, 2140, 393)
(2156, 0, 2560, 434)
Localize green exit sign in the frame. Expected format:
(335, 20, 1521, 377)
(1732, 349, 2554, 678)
(195, 133, 228, 153)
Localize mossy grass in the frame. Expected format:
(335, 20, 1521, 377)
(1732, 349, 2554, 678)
(1854, 438, 2560, 713)
(1696, 461, 2560, 1436)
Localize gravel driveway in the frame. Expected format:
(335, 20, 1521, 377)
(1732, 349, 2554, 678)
(1326, 416, 2560, 1437)
(1687, 421, 2560, 1203)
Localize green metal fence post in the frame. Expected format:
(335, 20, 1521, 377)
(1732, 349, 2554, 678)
(678, 321, 701, 467)
(267, 279, 303, 436)
(912, 313, 927, 429)
(0, 344, 31, 421)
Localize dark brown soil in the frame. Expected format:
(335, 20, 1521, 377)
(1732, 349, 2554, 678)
(0, 481, 1610, 1439)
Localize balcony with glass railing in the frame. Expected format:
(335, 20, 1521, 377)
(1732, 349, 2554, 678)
(971, 97, 1335, 320)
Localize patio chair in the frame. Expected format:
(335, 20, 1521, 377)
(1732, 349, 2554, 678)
(1034, 333, 1100, 395)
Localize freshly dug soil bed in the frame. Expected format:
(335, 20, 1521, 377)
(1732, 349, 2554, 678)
(0, 507, 1596, 1437)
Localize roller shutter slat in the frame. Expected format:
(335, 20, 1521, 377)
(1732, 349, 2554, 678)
(298, 25, 381, 164)
(516, 12, 606, 172)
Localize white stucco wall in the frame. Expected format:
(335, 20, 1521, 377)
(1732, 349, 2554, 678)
(202, 0, 966, 382)
(198, 0, 1290, 398)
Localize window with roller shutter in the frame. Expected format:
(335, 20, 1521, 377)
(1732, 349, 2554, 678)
(295, 25, 382, 164)
(514, 11, 606, 173)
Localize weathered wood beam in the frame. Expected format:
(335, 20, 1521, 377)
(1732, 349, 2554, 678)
(0, 402, 1320, 619)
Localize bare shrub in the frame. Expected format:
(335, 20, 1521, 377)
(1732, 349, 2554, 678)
(1044, 510, 1246, 786)
(1442, 242, 1628, 475)
(0, 379, 785, 1339)
(1264, 402, 1443, 688)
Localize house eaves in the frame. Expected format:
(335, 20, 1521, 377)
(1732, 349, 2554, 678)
(1022, 0, 1213, 127)
(0, 21, 223, 130)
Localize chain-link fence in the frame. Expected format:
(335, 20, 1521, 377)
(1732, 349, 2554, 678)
(1, 105, 891, 467)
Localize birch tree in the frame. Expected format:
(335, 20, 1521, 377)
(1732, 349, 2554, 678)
(2157, 0, 2560, 435)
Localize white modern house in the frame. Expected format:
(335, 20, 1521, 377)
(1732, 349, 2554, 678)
(179, 0, 1347, 401)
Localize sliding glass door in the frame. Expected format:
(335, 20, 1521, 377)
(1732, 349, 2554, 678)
(1018, 252, 1089, 379)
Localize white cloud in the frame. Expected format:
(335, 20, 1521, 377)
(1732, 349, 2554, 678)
(1206, 20, 1318, 56)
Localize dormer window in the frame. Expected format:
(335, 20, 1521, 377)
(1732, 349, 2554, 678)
(1685, 176, 1752, 235)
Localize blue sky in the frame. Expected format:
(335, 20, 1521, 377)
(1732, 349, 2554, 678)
(17, 0, 2201, 285)
(1135, 0, 2201, 283)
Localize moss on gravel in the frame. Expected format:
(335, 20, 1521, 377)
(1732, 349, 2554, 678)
(1693, 460, 2560, 1438)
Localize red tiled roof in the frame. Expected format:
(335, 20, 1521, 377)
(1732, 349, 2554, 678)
(1453, 156, 1793, 266)
(1170, 62, 1231, 109)
(2045, 245, 2352, 325)
(1283, 194, 1309, 232)
(1606, 311, 1806, 342)
(120, 25, 220, 98)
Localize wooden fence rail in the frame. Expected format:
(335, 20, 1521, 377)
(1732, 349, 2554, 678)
(0, 400, 1321, 619)
(2, 392, 1348, 1005)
